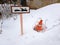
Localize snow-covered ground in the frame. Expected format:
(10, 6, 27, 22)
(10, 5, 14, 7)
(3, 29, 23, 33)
(0, 3, 60, 45)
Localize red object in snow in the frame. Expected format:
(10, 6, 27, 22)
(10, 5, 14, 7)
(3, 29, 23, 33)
(34, 19, 43, 32)
(38, 20, 43, 25)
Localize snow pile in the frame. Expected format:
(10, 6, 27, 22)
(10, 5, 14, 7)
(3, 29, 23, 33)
(26, 3, 60, 45)
(35, 3, 60, 30)
(0, 3, 60, 45)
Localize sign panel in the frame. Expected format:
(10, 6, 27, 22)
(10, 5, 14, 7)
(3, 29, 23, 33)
(11, 6, 30, 14)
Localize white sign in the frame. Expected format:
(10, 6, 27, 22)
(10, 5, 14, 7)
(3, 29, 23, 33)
(11, 6, 30, 14)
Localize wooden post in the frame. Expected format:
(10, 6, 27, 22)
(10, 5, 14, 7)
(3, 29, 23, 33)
(20, 14, 23, 35)
(17, 0, 23, 35)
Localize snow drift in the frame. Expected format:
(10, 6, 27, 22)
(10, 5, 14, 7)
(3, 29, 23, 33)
(0, 3, 60, 45)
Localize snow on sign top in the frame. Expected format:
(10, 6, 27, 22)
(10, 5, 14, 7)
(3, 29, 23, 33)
(11, 6, 30, 14)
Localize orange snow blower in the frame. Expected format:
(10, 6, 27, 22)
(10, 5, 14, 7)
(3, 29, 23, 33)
(34, 19, 43, 32)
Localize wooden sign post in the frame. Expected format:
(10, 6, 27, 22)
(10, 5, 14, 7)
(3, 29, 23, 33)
(11, 6, 30, 35)
(20, 13, 23, 35)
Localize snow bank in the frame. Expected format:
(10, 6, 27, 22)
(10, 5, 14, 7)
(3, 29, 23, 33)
(0, 3, 60, 45)
(35, 3, 60, 30)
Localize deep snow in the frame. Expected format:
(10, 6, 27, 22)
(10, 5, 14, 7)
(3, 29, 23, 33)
(0, 3, 60, 45)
